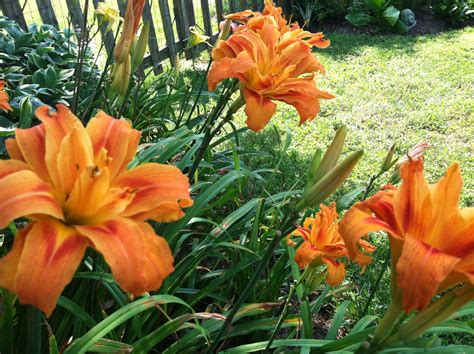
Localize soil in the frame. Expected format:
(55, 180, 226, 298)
(312, 6, 471, 36)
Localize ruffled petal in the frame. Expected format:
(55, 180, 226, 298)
(294, 241, 321, 269)
(76, 218, 173, 296)
(243, 88, 277, 132)
(0, 170, 63, 228)
(86, 111, 141, 180)
(322, 257, 346, 286)
(113, 163, 193, 222)
(208, 51, 257, 91)
(272, 77, 334, 125)
(339, 191, 397, 266)
(2, 220, 89, 317)
(396, 235, 460, 313)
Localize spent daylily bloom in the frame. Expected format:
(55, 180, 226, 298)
(207, 1, 334, 132)
(0, 104, 193, 316)
(0, 80, 12, 112)
(187, 26, 210, 49)
(339, 159, 473, 313)
(289, 203, 349, 286)
(94, 2, 122, 32)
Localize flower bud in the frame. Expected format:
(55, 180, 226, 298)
(110, 55, 131, 97)
(311, 125, 347, 183)
(380, 143, 396, 173)
(131, 21, 149, 74)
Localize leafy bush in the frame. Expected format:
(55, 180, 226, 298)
(0, 17, 100, 126)
(432, 0, 474, 26)
(292, 0, 351, 25)
(346, 0, 412, 32)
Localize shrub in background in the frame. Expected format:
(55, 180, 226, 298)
(0, 17, 100, 127)
(432, 0, 474, 26)
(293, 0, 352, 26)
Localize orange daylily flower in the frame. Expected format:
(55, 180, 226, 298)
(339, 159, 474, 313)
(208, 1, 334, 132)
(290, 203, 349, 286)
(0, 80, 12, 111)
(0, 104, 193, 316)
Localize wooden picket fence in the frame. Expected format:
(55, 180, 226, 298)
(0, 0, 293, 72)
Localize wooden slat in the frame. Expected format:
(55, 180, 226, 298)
(251, 0, 259, 11)
(200, 0, 212, 37)
(143, 0, 163, 74)
(215, 0, 224, 22)
(229, 0, 237, 13)
(185, 0, 196, 26)
(36, 0, 59, 28)
(172, 0, 189, 41)
(92, 0, 114, 55)
(1, 0, 28, 30)
(241, 0, 249, 11)
(65, 0, 84, 29)
(158, 0, 177, 64)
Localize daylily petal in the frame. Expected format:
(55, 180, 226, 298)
(76, 218, 172, 296)
(0, 225, 30, 291)
(322, 257, 346, 286)
(113, 163, 192, 222)
(294, 241, 321, 269)
(208, 51, 257, 91)
(15, 124, 49, 181)
(243, 88, 277, 132)
(0, 159, 29, 179)
(5, 220, 89, 317)
(394, 159, 432, 241)
(396, 235, 460, 313)
(86, 111, 141, 180)
(273, 77, 334, 125)
(5, 138, 25, 161)
(0, 170, 64, 228)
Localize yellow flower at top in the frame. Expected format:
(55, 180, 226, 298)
(207, 0, 334, 132)
(94, 2, 122, 32)
(0, 80, 12, 112)
(290, 203, 351, 286)
(339, 158, 474, 313)
(0, 104, 193, 316)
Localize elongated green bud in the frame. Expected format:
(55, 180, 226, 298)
(380, 143, 396, 173)
(306, 148, 322, 189)
(311, 125, 347, 184)
(110, 55, 131, 97)
(299, 149, 363, 210)
(131, 22, 150, 74)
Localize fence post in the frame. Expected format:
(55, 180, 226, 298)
(1, 0, 28, 30)
(35, 0, 59, 28)
(229, 0, 237, 12)
(65, 0, 85, 29)
(200, 0, 213, 38)
(158, 0, 177, 65)
(143, 0, 163, 74)
(215, 0, 224, 22)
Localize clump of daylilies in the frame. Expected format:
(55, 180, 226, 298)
(208, 0, 334, 131)
(0, 105, 192, 316)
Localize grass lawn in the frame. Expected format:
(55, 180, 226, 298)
(239, 26, 473, 206)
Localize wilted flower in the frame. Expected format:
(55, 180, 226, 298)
(0, 104, 193, 316)
(339, 159, 473, 313)
(207, 1, 334, 131)
(396, 140, 429, 168)
(0, 81, 12, 112)
(289, 203, 349, 286)
(94, 2, 122, 32)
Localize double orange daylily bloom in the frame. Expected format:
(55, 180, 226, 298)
(208, 1, 334, 132)
(290, 203, 350, 286)
(0, 104, 192, 316)
(0, 80, 12, 111)
(339, 159, 473, 313)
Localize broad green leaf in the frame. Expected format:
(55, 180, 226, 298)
(326, 300, 351, 340)
(383, 6, 400, 27)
